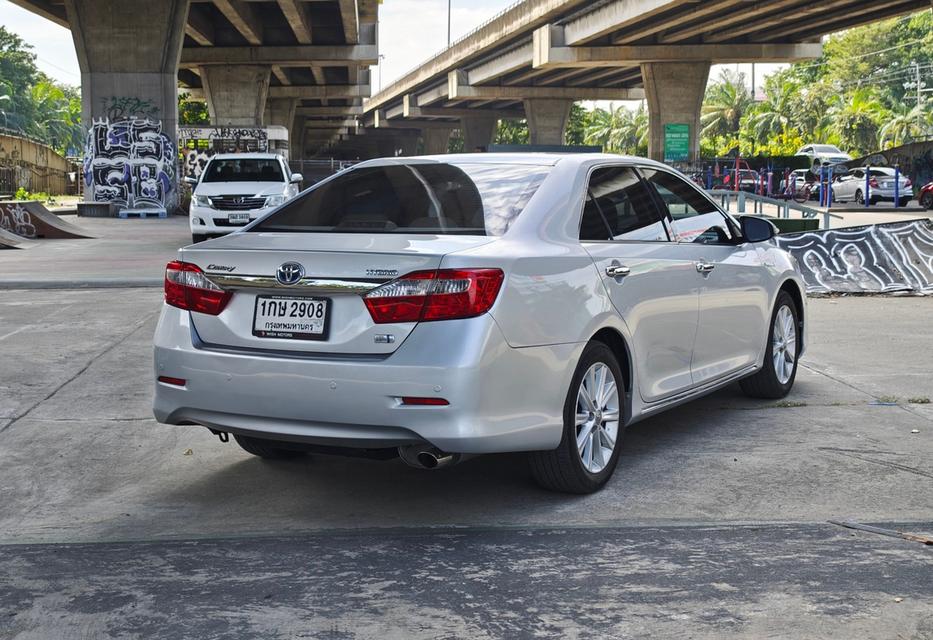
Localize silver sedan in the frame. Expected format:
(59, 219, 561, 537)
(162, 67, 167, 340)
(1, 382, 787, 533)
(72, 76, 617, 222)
(153, 153, 806, 493)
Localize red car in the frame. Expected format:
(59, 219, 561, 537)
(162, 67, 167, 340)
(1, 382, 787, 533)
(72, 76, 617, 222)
(920, 181, 933, 210)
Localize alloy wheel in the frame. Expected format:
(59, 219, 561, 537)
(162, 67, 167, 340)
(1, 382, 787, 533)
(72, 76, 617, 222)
(772, 305, 797, 384)
(575, 363, 621, 473)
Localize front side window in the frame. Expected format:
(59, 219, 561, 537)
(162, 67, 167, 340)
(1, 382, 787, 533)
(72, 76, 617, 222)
(202, 158, 285, 183)
(580, 166, 667, 242)
(641, 168, 734, 245)
(251, 162, 549, 235)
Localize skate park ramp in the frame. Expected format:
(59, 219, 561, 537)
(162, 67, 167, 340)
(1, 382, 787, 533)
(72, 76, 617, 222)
(0, 201, 93, 240)
(775, 219, 933, 295)
(0, 226, 36, 249)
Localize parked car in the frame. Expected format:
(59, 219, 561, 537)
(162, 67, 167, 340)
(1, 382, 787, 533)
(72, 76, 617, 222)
(833, 167, 912, 206)
(795, 144, 852, 171)
(919, 181, 933, 210)
(154, 153, 806, 494)
(185, 153, 303, 244)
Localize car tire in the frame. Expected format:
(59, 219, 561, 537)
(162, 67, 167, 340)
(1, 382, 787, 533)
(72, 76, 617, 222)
(740, 291, 800, 400)
(191, 233, 208, 244)
(233, 434, 307, 460)
(921, 192, 933, 210)
(854, 189, 864, 205)
(529, 341, 624, 494)
(898, 197, 911, 207)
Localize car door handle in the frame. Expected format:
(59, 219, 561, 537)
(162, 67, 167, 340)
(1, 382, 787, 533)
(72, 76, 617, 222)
(695, 261, 715, 273)
(606, 265, 631, 278)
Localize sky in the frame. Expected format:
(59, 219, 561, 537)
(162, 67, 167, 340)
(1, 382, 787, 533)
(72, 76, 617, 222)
(1, 0, 783, 100)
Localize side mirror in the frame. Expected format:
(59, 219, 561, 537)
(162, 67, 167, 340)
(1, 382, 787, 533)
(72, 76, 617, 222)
(290, 173, 303, 184)
(740, 216, 777, 243)
(183, 176, 198, 186)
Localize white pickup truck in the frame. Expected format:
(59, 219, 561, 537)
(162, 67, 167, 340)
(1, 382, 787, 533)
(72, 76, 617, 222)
(185, 153, 302, 244)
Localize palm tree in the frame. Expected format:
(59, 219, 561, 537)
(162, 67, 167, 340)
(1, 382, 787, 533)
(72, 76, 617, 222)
(584, 103, 648, 155)
(747, 80, 796, 144)
(878, 101, 933, 148)
(828, 88, 887, 155)
(701, 69, 751, 138)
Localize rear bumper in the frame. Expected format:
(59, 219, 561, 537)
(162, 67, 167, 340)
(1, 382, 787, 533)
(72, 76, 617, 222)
(152, 306, 580, 454)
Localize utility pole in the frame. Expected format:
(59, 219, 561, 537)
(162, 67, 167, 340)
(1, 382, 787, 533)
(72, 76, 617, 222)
(914, 60, 921, 108)
(447, 0, 452, 46)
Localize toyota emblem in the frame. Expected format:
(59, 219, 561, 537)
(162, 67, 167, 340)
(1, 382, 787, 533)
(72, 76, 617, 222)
(276, 262, 305, 286)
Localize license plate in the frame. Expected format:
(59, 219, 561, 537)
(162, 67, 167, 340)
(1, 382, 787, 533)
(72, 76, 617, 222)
(228, 212, 250, 224)
(252, 295, 329, 340)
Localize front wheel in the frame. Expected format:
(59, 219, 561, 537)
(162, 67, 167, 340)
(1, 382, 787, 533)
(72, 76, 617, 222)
(740, 291, 800, 399)
(855, 189, 864, 205)
(529, 342, 624, 494)
(898, 197, 911, 207)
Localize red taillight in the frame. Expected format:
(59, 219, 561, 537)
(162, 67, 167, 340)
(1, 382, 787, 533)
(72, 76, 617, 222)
(401, 397, 449, 406)
(869, 178, 879, 188)
(164, 260, 232, 315)
(904, 178, 912, 187)
(157, 376, 187, 386)
(363, 268, 504, 324)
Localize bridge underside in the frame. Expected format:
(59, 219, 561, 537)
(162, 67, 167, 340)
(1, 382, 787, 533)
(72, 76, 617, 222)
(360, 0, 931, 160)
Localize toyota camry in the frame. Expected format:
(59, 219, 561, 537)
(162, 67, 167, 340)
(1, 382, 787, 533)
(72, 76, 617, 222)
(153, 153, 806, 493)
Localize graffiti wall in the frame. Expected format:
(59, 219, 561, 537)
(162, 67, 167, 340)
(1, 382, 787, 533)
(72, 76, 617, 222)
(179, 126, 270, 180)
(775, 219, 933, 295)
(0, 202, 37, 238)
(83, 117, 176, 211)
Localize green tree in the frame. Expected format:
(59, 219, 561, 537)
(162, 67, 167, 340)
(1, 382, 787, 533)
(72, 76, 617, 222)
(828, 88, 887, 155)
(584, 103, 647, 155)
(494, 118, 528, 145)
(878, 101, 933, 148)
(178, 92, 209, 125)
(701, 69, 751, 139)
(0, 26, 39, 133)
(565, 103, 587, 145)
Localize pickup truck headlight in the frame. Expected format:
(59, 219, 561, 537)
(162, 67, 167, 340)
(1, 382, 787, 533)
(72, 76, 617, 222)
(193, 195, 212, 208)
(265, 195, 286, 208)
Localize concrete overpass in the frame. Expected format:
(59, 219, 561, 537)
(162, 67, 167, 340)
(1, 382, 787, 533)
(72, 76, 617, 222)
(360, 0, 932, 161)
(10, 0, 378, 156)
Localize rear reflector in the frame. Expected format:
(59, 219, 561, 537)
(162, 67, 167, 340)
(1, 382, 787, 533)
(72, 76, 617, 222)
(401, 397, 449, 406)
(165, 260, 232, 315)
(364, 268, 504, 324)
(157, 376, 187, 387)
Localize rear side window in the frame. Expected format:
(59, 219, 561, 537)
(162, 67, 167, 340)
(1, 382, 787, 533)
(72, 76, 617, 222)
(251, 163, 549, 235)
(202, 158, 285, 183)
(641, 168, 733, 244)
(580, 166, 667, 242)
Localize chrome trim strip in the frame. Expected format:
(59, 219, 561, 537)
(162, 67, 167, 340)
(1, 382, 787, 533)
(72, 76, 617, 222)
(205, 274, 387, 294)
(637, 364, 759, 417)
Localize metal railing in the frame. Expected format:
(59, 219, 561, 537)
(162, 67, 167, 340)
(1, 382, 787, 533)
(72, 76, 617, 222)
(708, 190, 844, 229)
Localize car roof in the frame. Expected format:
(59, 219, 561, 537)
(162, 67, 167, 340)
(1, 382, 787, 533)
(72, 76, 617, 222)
(355, 152, 672, 170)
(207, 153, 283, 161)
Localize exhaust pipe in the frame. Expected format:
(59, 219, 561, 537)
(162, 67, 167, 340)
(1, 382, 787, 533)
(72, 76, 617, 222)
(398, 445, 461, 470)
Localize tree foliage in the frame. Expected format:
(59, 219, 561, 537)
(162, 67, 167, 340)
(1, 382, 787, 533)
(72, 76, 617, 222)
(0, 26, 83, 155)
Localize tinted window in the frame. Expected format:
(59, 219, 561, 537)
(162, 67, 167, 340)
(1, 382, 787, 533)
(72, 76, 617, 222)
(202, 158, 285, 183)
(580, 166, 666, 241)
(641, 168, 734, 245)
(251, 162, 549, 236)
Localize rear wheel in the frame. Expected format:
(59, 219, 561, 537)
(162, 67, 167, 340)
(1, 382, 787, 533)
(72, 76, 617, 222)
(898, 197, 911, 207)
(855, 189, 864, 205)
(529, 342, 624, 494)
(191, 233, 208, 244)
(740, 291, 800, 399)
(234, 434, 307, 460)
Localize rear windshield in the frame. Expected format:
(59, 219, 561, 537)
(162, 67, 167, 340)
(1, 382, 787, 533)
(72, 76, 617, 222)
(250, 162, 550, 236)
(202, 158, 284, 183)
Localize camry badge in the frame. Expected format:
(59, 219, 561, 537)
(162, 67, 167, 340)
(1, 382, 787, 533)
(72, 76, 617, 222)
(276, 262, 305, 285)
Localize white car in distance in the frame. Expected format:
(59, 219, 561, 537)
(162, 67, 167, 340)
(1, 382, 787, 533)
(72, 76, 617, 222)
(795, 144, 852, 171)
(186, 153, 303, 244)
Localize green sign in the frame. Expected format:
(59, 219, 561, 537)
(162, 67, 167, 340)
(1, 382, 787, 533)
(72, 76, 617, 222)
(663, 123, 690, 163)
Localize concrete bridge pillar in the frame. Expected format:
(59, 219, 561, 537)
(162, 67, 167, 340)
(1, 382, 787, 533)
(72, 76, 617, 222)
(289, 116, 307, 162)
(523, 99, 573, 146)
(264, 98, 299, 157)
(461, 115, 498, 152)
(641, 62, 710, 163)
(200, 65, 272, 126)
(66, 0, 189, 210)
(422, 128, 454, 155)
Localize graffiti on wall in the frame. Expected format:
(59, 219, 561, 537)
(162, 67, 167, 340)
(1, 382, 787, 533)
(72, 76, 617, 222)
(775, 219, 933, 295)
(178, 126, 270, 180)
(83, 118, 176, 210)
(102, 96, 159, 121)
(0, 202, 37, 238)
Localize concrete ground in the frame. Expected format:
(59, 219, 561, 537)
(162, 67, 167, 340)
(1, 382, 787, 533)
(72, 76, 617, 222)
(0, 218, 931, 639)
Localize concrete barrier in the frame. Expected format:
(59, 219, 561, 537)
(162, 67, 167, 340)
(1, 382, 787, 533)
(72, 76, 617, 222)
(775, 219, 933, 295)
(0, 201, 93, 240)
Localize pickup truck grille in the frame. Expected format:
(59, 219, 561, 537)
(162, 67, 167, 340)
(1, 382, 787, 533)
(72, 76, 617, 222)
(210, 195, 266, 211)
